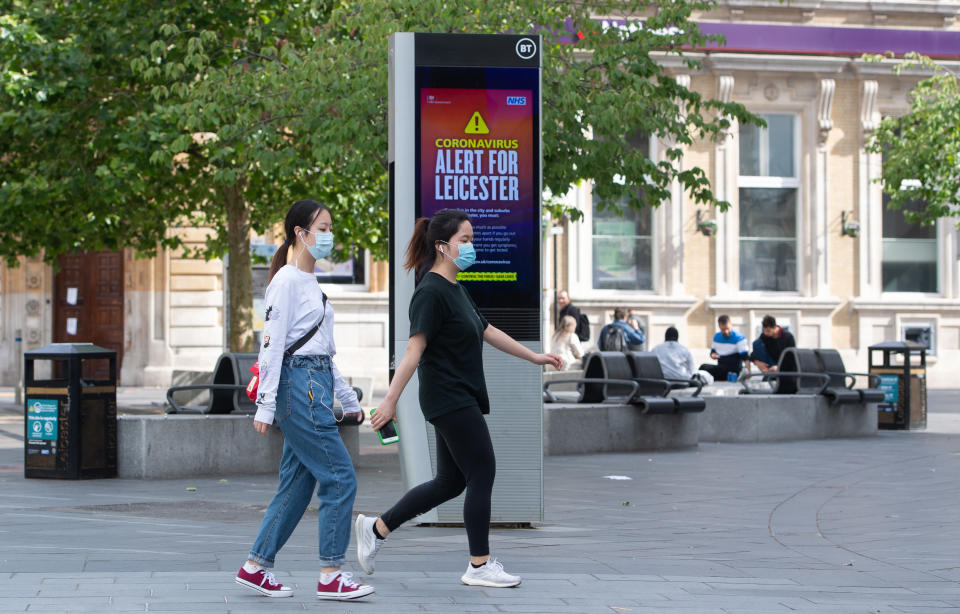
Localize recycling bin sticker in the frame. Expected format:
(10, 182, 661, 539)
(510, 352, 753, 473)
(26, 399, 58, 448)
(877, 375, 899, 404)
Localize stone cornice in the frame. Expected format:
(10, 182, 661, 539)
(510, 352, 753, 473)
(851, 297, 960, 312)
(706, 295, 844, 311)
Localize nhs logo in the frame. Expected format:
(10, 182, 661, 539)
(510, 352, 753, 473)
(506, 96, 526, 106)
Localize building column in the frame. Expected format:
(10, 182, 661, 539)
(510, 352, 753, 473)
(857, 80, 881, 299)
(660, 74, 691, 297)
(810, 78, 834, 297)
(713, 75, 738, 297)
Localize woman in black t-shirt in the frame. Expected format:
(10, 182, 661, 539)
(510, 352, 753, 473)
(356, 209, 562, 588)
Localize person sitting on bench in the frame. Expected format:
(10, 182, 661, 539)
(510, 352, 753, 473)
(699, 315, 749, 382)
(751, 315, 796, 373)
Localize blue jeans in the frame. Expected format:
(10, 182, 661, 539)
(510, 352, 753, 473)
(248, 354, 357, 568)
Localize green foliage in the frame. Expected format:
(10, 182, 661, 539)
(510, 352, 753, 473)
(865, 53, 960, 225)
(3, 0, 756, 266)
(2, 0, 758, 347)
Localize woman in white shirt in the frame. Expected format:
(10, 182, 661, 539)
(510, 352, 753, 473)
(234, 200, 374, 601)
(550, 315, 584, 371)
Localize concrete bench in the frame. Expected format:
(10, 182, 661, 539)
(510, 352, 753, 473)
(117, 414, 360, 479)
(697, 394, 877, 443)
(543, 402, 699, 455)
(543, 392, 877, 455)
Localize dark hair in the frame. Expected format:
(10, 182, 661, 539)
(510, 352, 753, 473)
(665, 326, 679, 342)
(762, 315, 777, 329)
(613, 307, 627, 321)
(717, 314, 730, 326)
(269, 199, 329, 281)
(404, 209, 470, 281)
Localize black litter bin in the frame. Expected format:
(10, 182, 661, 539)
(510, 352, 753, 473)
(869, 340, 927, 430)
(24, 343, 117, 479)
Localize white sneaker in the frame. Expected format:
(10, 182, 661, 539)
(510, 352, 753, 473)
(460, 558, 522, 588)
(355, 514, 384, 575)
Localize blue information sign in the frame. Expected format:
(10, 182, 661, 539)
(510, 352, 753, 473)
(878, 375, 899, 404)
(26, 398, 58, 441)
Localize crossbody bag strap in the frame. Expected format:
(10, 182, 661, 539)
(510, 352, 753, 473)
(284, 292, 327, 356)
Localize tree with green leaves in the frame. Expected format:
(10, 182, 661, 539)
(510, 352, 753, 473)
(3, 1, 757, 352)
(866, 52, 960, 225)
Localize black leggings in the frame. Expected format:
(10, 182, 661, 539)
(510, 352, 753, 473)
(379, 405, 495, 557)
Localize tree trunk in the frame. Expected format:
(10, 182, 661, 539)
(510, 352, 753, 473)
(222, 181, 254, 353)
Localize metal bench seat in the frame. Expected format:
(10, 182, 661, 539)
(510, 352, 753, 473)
(815, 349, 885, 404)
(543, 351, 704, 414)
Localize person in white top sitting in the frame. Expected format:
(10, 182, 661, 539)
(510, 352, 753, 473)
(652, 326, 714, 384)
(549, 315, 584, 371)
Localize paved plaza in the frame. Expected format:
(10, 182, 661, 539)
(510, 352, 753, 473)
(0, 388, 959, 613)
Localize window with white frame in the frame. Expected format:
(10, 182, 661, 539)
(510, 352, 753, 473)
(881, 157, 938, 293)
(738, 114, 799, 292)
(591, 132, 652, 291)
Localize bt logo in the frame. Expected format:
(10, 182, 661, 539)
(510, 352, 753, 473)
(515, 38, 536, 60)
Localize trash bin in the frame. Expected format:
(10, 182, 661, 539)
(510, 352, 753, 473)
(868, 340, 926, 430)
(24, 343, 118, 479)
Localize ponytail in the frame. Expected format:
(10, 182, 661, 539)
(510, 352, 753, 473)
(403, 209, 470, 282)
(268, 240, 291, 282)
(403, 217, 432, 277)
(269, 200, 329, 282)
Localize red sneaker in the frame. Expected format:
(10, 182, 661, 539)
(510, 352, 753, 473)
(235, 566, 294, 597)
(316, 571, 375, 600)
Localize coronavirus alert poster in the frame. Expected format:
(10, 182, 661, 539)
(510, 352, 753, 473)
(419, 87, 536, 287)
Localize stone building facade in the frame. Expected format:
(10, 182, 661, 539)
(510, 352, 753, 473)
(555, 0, 960, 387)
(2, 0, 958, 390)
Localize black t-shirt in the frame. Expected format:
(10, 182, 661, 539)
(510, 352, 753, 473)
(409, 272, 490, 420)
(761, 329, 797, 365)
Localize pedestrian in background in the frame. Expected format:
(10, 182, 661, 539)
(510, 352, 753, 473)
(550, 314, 584, 371)
(235, 200, 373, 601)
(557, 290, 590, 342)
(356, 209, 562, 588)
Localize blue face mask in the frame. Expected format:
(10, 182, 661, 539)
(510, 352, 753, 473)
(304, 231, 334, 260)
(441, 241, 476, 270)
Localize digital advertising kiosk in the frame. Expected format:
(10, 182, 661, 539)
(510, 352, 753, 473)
(388, 33, 543, 523)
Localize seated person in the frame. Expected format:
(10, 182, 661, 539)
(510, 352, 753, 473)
(598, 307, 645, 351)
(652, 326, 696, 380)
(699, 314, 749, 381)
(751, 315, 797, 373)
(549, 315, 584, 371)
(652, 327, 715, 385)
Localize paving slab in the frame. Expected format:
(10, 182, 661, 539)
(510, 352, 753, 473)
(0, 389, 959, 612)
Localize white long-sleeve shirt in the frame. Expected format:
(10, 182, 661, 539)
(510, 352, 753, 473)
(652, 341, 697, 380)
(253, 264, 361, 425)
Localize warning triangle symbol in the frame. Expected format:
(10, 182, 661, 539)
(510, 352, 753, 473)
(464, 111, 490, 134)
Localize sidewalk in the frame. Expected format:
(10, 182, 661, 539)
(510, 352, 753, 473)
(0, 390, 958, 613)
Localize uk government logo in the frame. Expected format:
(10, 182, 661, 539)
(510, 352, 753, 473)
(515, 37, 536, 60)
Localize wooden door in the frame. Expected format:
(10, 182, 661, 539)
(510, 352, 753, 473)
(53, 251, 124, 382)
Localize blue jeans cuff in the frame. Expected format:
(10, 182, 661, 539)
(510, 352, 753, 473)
(247, 552, 274, 568)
